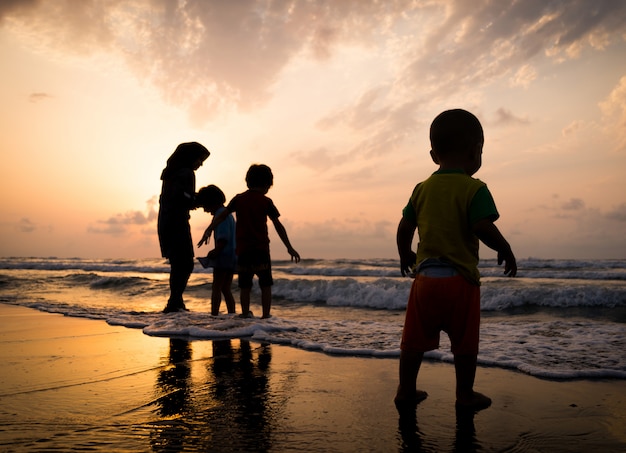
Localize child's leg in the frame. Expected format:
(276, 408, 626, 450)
(221, 271, 236, 314)
(454, 353, 491, 410)
(260, 286, 271, 318)
(395, 350, 427, 408)
(240, 287, 251, 316)
(210, 271, 222, 316)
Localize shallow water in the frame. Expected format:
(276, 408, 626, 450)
(2, 304, 626, 452)
(0, 257, 624, 379)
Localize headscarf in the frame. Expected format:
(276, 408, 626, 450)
(161, 142, 210, 180)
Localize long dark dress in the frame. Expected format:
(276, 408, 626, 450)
(157, 141, 209, 312)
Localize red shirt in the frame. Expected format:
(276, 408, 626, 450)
(226, 190, 280, 254)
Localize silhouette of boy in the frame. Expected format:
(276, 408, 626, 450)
(198, 164, 300, 319)
(196, 185, 237, 316)
(395, 109, 517, 412)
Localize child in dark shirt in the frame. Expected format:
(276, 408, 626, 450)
(198, 164, 300, 319)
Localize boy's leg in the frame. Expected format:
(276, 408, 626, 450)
(395, 276, 431, 409)
(211, 269, 228, 315)
(240, 287, 251, 317)
(454, 353, 491, 410)
(260, 286, 271, 318)
(221, 270, 236, 314)
(237, 256, 254, 317)
(395, 350, 428, 410)
(256, 254, 273, 319)
(448, 276, 490, 410)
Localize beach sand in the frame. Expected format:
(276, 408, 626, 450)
(0, 303, 625, 452)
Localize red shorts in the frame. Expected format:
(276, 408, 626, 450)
(401, 274, 480, 355)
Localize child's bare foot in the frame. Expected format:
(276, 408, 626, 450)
(455, 391, 491, 411)
(394, 389, 428, 412)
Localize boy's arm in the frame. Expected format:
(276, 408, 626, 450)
(270, 217, 300, 263)
(473, 219, 517, 277)
(197, 209, 229, 247)
(397, 217, 417, 277)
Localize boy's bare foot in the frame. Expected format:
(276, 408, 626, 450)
(394, 389, 428, 412)
(238, 311, 254, 319)
(261, 314, 272, 319)
(455, 391, 491, 411)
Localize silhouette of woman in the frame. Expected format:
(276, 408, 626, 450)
(158, 142, 210, 313)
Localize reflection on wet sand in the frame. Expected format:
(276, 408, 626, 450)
(398, 405, 479, 452)
(151, 338, 275, 452)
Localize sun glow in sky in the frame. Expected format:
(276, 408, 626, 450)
(1, 0, 625, 260)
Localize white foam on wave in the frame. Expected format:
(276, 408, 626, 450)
(2, 256, 626, 381)
(101, 309, 626, 380)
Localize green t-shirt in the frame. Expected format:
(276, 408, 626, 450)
(402, 170, 499, 285)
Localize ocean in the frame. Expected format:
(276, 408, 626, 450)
(0, 257, 624, 380)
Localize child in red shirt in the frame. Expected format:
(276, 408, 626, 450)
(199, 164, 300, 318)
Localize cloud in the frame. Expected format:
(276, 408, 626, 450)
(0, 0, 37, 22)
(509, 64, 537, 88)
(561, 198, 585, 211)
(1, 0, 416, 124)
(17, 217, 36, 233)
(4, 0, 624, 127)
(562, 120, 585, 137)
(28, 92, 53, 102)
(401, 1, 626, 98)
(317, 87, 391, 132)
(599, 75, 626, 152)
(526, 196, 626, 256)
(606, 203, 626, 222)
(88, 197, 157, 236)
(291, 146, 350, 172)
(493, 108, 530, 127)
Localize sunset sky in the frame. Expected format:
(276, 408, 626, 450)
(1, 0, 625, 261)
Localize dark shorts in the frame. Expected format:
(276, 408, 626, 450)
(401, 271, 481, 356)
(237, 250, 273, 289)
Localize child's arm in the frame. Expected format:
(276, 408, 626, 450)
(197, 209, 229, 247)
(397, 217, 417, 277)
(473, 219, 517, 277)
(270, 217, 300, 263)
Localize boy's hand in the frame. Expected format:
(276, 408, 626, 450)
(197, 229, 211, 248)
(498, 249, 517, 277)
(288, 247, 301, 263)
(399, 251, 417, 277)
(473, 219, 517, 277)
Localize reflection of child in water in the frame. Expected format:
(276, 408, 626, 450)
(395, 109, 517, 413)
(196, 185, 237, 316)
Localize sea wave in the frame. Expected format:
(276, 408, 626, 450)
(2, 267, 624, 311)
(1, 257, 625, 281)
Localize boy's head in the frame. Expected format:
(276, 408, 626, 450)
(430, 109, 483, 159)
(246, 164, 273, 190)
(196, 185, 226, 213)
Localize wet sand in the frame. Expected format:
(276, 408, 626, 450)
(0, 303, 625, 452)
